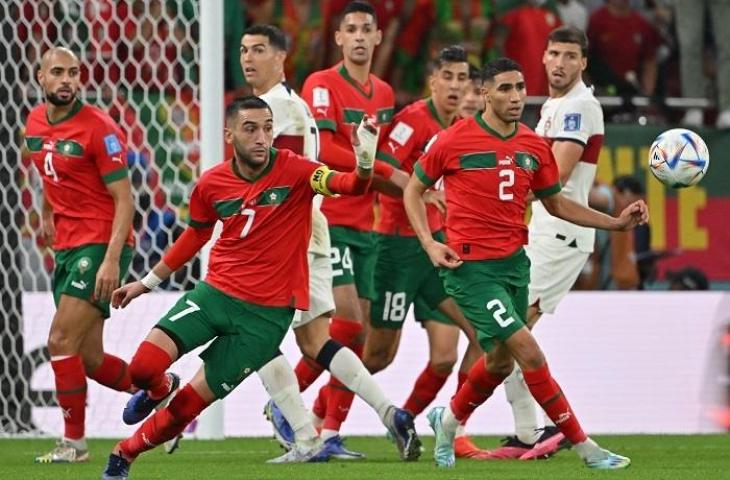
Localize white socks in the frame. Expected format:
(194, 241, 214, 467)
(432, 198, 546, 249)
(504, 365, 542, 444)
(328, 347, 392, 424)
(257, 355, 318, 446)
(573, 437, 604, 461)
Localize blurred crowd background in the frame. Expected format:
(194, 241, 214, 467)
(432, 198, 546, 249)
(12, 0, 730, 292)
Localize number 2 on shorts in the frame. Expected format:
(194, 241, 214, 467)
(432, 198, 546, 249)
(486, 298, 515, 328)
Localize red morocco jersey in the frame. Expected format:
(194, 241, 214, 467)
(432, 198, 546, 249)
(375, 98, 449, 236)
(24, 100, 133, 250)
(414, 115, 561, 260)
(302, 63, 394, 231)
(188, 148, 319, 309)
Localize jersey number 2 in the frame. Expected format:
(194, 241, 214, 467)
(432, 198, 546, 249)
(498, 169, 514, 201)
(486, 299, 515, 328)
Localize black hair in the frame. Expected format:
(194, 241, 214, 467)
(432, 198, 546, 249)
(468, 63, 482, 83)
(225, 96, 272, 124)
(429, 45, 468, 74)
(613, 175, 645, 195)
(243, 24, 288, 52)
(547, 26, 589, 57)
(341, 1, 378, 26)
(481, 57, 522, 83)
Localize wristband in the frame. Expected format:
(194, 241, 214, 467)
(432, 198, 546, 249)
(141, 271, 163, 290)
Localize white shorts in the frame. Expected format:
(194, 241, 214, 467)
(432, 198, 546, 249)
(525, 235, 590, 315)
(292, 253, 336, 328)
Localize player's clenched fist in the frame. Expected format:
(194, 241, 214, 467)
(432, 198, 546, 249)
(352, 115, 379, 171)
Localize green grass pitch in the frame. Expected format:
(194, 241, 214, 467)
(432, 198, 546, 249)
(3, 435, 730, 479)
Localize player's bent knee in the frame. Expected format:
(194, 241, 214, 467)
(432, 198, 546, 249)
(487, 358, 515, 378)
(168, 384, 209, 424)
(363, 352, 392, 374)
(430, 358, 456, 375)
(47, 329, 83, 356)
(129, 341, 172, 389)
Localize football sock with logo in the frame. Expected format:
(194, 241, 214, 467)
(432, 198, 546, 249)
(129, 341, 173, 400)
(89, 353, 134, 393)
(522, 363, 587, 444)
(119, 384, 209, 460)
(450, 357, 506, 421)
(51, 355, 87, 440)
(504, 365, 541, 444)
(258, 354, 318, 445)
(403, 363, 450, 416)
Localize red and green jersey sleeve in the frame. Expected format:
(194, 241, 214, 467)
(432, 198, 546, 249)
(529, 144, 562, 198)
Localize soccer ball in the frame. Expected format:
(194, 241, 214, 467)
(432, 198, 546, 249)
(648, 128, 709, 188)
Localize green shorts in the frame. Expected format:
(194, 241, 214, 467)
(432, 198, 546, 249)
(440, 249, 530, 352)
(155, 281, 293, 399)
(329, 226, 377, 301)
(413, 296, 452, 326)
(52, 243, 133, 319)
(370, 232, 450, 329)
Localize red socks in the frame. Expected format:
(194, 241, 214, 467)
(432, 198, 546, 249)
(403, 363, 450, 416)
(119, 384, 208, 460)
(449, 357, 506, 421)
(523, 363, 587, 444)
(294, 357, 324, 392)
(129, 341, 173, 399)
(51, 355, 87, 440)
(89, 353, 133, 392)
(320, 318, 363, 431)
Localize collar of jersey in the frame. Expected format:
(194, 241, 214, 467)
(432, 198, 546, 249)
(338, 64, 373, 99)
(474, 113, 518, 141)
(426, 98, 448, 129)
(46, 99, 83, 125)
(231, 147, 278, 183)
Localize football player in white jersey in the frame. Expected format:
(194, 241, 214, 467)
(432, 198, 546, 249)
(486, 26, 606, 460)
(239, 24, 421, 463)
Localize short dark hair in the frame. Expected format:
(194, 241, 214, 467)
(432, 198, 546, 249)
(613, 175, 644, 195)
(481, 57, 522, 83)
(243, 24, 288, 52)
(468, 63, 482, 83)
(429, 45, 468, 74)
(225, 96, 272, 124)
(341, 1, 378, 25)
(547, 26, 589, 57)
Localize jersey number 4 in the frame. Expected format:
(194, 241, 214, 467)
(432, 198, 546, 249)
(44, 151, 59, 182)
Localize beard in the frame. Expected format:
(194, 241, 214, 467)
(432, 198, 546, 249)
(46, 90, 77, 106)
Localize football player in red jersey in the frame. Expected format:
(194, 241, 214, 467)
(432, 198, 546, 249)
(296, 1, 407, 456)
(26, 47, 135, 464)
(363, 45, 486, 458)
(100, 97, 420, 479)
(405, 57, 645, 470)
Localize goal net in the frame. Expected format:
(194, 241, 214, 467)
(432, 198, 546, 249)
(0, 0, 203, 435)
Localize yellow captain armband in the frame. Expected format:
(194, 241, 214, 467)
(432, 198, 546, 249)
(310, 165, 335, 196)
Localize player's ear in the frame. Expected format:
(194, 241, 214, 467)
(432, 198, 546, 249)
(580, 56, 587, 72)
(334, 30, 343, 47)
(374, 28, 382, 46)
(223, 126, 233, 144)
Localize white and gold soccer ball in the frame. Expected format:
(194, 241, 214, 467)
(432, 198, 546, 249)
(648, 128, 709, 188)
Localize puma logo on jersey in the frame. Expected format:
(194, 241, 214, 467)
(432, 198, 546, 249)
(499, 155, 513, 166)
(70, 280, 88, 290)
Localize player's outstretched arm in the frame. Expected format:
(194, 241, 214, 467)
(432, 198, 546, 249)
(404, 174, 462, 269)
(111, 225, 214, 309)
(540, 192, 649, 231)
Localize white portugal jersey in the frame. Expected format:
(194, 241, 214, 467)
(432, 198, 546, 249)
(530, 80, 604, 253)
(260, 82, 329, 256)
